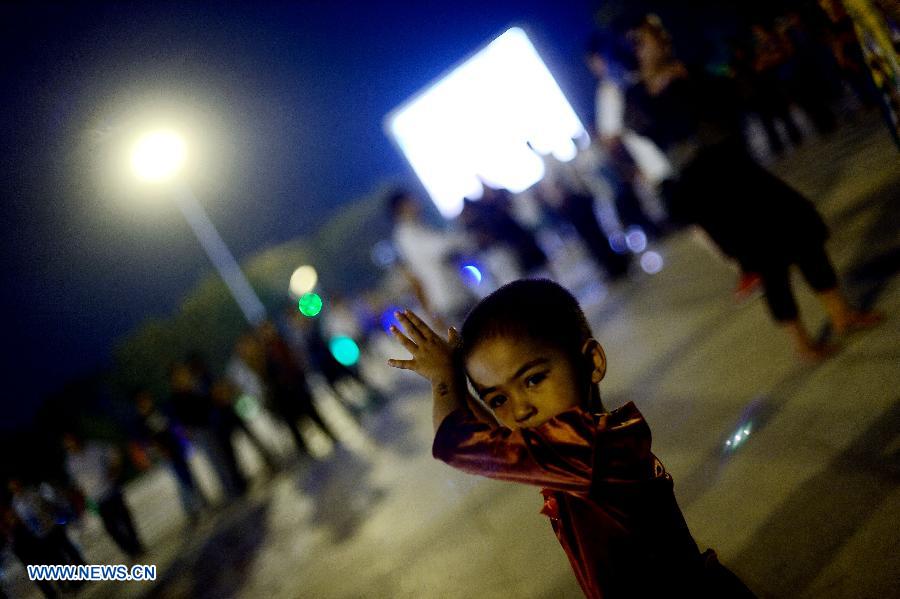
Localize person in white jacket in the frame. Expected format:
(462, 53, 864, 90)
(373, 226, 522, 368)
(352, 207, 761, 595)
(387, 190, 476, 327)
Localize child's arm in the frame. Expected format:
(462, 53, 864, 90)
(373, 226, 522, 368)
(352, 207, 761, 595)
(388, 311, 593, 494)
(387, 310, 471, 432)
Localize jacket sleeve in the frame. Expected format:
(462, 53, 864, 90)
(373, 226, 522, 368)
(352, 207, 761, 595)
(431, 406, 596, 495)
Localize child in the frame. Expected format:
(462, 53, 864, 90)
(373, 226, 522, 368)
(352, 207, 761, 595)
(388, 279, 754, 598)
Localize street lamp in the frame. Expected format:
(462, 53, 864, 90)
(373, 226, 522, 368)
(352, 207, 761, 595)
(130, 129, 266, 325)
(289, 265, 318, 297)
(131, 130, 186, 183)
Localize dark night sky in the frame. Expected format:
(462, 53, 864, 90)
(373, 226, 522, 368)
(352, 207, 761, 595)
(0, 1, 599, 429)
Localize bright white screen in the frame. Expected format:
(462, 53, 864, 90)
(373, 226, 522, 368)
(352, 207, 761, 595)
(386, 27, 587, 218)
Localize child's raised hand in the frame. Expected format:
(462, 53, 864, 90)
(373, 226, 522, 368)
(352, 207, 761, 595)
(387, 310, 460, 385)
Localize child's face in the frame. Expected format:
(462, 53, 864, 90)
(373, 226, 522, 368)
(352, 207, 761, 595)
(465, 334, 605, 430)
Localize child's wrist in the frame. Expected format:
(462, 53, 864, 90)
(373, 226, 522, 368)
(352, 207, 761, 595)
(432, 374, 456, 393)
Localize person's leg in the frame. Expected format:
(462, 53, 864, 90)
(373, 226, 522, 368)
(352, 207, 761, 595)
(320, 371, 365, 421)
(602, 160, 661, 239)
(170, 453, 206, 518)
(218, 428, 248, 496)
(797, 245, 882, 334)
(192, 428, 239, 499)
(758, 108, 785, 156)
(235, 418, 280, 471)
(99, 491, 144, 556)
(48, 527, 84, 567)
(347, 368, 389, 410)
(276, 404, 312, 457)
(793, 77, 837, 135)
(300, 399, 338, 442)
(614, 182, 662, 239)
(48, 528, 85, 592)
(33, 580, 58, 599)
(769, 77, 804, 144)
(12, 531, 63, 597)
(98, 494, 131, 555)
(573, 216, 630, 279)
(760, 264, 833, 360)
(114, 492, 144, 556)
(780, 104, 805, 145)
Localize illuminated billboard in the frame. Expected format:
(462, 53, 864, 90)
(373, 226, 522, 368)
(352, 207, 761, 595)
(386, 27, 587, 218)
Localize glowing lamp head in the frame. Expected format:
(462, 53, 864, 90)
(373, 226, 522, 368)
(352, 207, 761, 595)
(298, 292, 323, 317)
(131, 130, 186, 182)
(289, 265, 318, 297)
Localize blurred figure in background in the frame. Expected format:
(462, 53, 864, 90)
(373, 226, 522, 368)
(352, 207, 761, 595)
(290, 310, 386, 416)
(210, 376, 280, 475)
(62, 432, 144, 558)
(533, 162, 631, 282)
(461, 181, 549, 278)
(6, 478, 84, 592)
(746, 21, 806, 155)
(2, 500, 59, 598)
(134, 390, 207, 521)
(257, 321, 339, 458)
(623, 14, 881, 360)
(586, 33, 667, 238)
(817, 0, 880, 109)
(170, 357, 244, 499)
(206, 381, 250, 496)
(388, 189, 477, 327)
(777, 11, 839, 135)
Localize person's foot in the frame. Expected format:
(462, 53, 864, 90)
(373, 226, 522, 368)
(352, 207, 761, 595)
(734, 272, 763, 303)
(833, 311, 883, 335)
(796, 341, 838, 363)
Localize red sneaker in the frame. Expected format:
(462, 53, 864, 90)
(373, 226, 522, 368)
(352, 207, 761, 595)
(734, 272, 763, 303)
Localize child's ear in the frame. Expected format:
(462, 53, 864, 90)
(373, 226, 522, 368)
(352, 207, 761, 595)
(580, 339, 607, 383)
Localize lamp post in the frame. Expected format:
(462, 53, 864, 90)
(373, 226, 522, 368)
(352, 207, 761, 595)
(131, 130, 266, 325)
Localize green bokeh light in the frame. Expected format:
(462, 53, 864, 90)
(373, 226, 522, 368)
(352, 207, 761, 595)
(298, 292, 323, 317)
(329, 336, 360, 366)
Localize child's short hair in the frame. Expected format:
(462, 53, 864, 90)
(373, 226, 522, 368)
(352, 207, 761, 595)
(460, 279, 593, 360)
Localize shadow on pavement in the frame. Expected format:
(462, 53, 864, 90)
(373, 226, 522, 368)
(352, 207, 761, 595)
(841, 182, 900, 312)
(296, 445, 386, 543)
(733, 397, 900, 597)
(362, 401, 421, 457)
(144, 500, 271, 599)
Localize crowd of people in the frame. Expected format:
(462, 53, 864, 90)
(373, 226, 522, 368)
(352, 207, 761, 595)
(388, 5, 884, 361)
(2, 2, 891, 596)
(1, 310, 388, 597)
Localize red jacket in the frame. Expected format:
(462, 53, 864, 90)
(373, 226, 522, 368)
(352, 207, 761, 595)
(433, 401, 727, 598)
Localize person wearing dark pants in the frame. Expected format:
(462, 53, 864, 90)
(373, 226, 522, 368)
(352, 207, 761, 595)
(561, 189, 631, 281)
(672, 144, 880, 359)
(6, 480, 86, 597)
(758, 245, 839, 323)
(63, 433, 145, 557)
(624, 15, 881, 360)
(134, 391, 207, 520)
(258, 321, 340, 457)
(96, 490, 143, 557)
(602, 156, 663, 239)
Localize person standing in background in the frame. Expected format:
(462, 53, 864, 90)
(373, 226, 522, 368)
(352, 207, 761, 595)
(586, 33, 668, 238)
(388, 189, 477, 328)
(62, 433, 145, 558)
